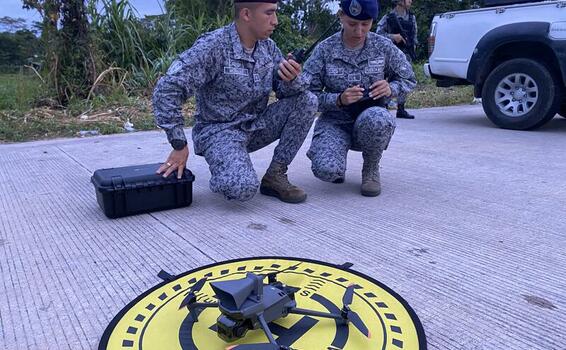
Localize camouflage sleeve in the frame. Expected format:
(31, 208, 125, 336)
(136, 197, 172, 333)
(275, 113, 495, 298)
(152, 38, 217, 144)
(303, 44, 341, 113)
(376, 14, 392, 39)
(272, 44, 309, 99)
(386, 43, 417, 98)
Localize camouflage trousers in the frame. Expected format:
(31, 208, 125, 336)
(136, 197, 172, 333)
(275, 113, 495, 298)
(307, 107, 396, 182)
(202, 91, 318, 201)
(397, 52, 413, 105)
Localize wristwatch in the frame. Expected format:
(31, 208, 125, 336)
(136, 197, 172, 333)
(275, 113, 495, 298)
(171, 139, 187, 151)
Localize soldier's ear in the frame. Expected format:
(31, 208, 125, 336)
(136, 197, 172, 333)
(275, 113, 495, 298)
(240, 7, 252, 22)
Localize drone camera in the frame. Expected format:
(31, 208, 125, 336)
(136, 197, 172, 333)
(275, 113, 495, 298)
(217, 315, 249, 342)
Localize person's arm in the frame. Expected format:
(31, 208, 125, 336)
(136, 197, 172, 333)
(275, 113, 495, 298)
(152, 38, 217, 146)
(302, 44, 342, 113)
(376, 14, 390, 36)
(386, 43, 417, 99)
(153, 37, 218, 178)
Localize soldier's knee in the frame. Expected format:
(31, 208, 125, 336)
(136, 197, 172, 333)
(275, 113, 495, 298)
(359, 108, 396, 134)
(210, 174, 259, 201)
(297, 91, 319, 115)
(309, 152, 344, 183)
(232, 181, 259, 201)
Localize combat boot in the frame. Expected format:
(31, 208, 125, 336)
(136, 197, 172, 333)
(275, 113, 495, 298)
(260, 162, 307, 203)
(361, 157, 381, 197)
(396, 104, 415, 119)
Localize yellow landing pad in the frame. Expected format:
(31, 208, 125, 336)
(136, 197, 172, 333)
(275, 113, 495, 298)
(99, 257, 426, 350)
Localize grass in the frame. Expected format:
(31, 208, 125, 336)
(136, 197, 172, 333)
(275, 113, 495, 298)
(0, 73, 196, 142)
(0, 64, 476, 143)
(0, 73, 46, 111)
(406, 62, 475, 109)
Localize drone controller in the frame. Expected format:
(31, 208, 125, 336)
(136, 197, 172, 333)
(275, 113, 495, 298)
(343, 90, 387, 119)
(290, 48, 307, 64)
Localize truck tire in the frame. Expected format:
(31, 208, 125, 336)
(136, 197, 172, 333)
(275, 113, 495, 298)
(481, 58, 562, 130)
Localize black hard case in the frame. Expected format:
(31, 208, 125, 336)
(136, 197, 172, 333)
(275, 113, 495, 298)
(91, 163, 195, 218)
(482, 0, 539, 7)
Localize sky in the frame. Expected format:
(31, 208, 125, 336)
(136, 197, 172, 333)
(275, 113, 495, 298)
(3, 0, 166, 24)
(4, 0, 339, 28)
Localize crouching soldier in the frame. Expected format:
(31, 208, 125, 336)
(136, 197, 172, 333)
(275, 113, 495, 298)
(153, 0, 318, 203)
(303, 0, 416, 197)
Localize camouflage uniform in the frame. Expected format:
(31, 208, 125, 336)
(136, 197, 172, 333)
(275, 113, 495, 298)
(376, 9, 418, 105)
(303, 31, 416, 182)
(153, 23, 317, 201)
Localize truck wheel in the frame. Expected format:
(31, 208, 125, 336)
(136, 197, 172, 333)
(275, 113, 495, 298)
(482, 58, 562, 130)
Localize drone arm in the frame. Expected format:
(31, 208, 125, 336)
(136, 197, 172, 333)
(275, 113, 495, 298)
(257, 313, 278, 346)
(288, 307, 342, 320)
(189, 302, 218, 309)
(187, 302, 218, 322)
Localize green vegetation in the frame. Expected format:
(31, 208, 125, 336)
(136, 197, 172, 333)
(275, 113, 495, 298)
(407, 62, 474, 109)
(0, 73, 45, 110)
(0, 0, 479, 143)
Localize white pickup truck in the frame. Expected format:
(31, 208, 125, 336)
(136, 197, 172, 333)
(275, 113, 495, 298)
(424, 0, 566, 130)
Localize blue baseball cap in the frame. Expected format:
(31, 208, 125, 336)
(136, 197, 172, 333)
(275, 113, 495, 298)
(340, 0, 379, 20)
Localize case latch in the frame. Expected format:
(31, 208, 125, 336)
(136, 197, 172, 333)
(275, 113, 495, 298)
(111, 176, 125, 190)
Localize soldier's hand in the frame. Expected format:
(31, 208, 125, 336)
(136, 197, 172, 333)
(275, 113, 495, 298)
(278, 53, 302, 82)
(391, 34, 406, 45)
(157, 146, 189, 180)
(369, 80, 392, 100)
(339, 85, 365, 106)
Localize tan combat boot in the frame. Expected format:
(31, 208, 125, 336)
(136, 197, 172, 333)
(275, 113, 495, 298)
(260, 162, 307, 203)
(361, 157, 381, 197)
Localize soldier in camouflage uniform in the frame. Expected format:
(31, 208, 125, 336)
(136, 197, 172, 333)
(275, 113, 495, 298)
(153, 0, 318, 203)
(376, 0, 418, 119)
(303, 0, 416, 197)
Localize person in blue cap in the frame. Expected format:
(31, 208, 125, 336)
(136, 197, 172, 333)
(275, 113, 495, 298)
(303, 0, 416, 197)
(153, 0, 318, 203)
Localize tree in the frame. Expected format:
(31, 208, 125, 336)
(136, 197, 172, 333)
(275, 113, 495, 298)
(57, 0, 95, 101)
(279, 0, 336, 37)
(166, 0, 232, 23)
(0, 17, 28, 32)
(0, 30, 42, 66)
(22, 0, 95, 103)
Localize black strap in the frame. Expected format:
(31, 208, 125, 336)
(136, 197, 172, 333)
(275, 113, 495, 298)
(339, 262, 354, 270)
(157, 270, 176, 282)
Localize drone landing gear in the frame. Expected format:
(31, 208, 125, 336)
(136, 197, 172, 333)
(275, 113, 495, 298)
(226, 313, 290, 350)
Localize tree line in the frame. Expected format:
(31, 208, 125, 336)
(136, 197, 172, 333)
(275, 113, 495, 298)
(1, 0, 480, 106)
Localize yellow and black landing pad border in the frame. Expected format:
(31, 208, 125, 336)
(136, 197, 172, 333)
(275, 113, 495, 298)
(99, 257, 426, 350)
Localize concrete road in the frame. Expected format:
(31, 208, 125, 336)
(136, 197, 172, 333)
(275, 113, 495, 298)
(1, 105, 565, 349)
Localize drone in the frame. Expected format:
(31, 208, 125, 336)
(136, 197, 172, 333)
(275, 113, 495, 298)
(162, 265, 371, 350)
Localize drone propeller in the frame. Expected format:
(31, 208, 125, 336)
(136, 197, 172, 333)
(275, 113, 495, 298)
(342, 285, 371, 338)
(342, 284, 355, 306)
(179, 277, 207, 310)
(346, 310, 370, 338)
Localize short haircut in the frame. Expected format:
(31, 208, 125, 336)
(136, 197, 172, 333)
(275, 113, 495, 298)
(234, 3, 261, 19)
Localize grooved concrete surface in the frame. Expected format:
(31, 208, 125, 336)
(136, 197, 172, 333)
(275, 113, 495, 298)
(1, 105, 565, 350)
